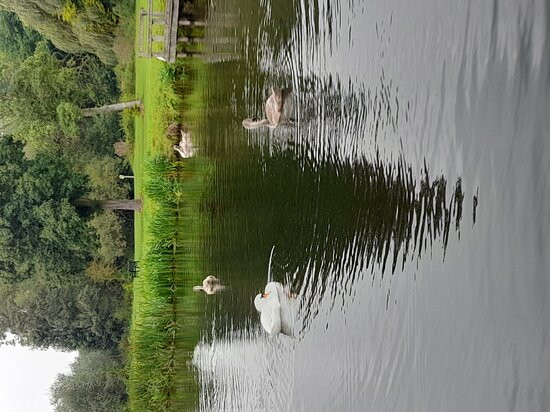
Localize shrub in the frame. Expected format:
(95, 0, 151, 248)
(86, 259, 120, 282)
(80, 114, 124, 157)
(88, 210, 127, 266)
(56, 101, 82, 138)
(84, 156, 130, 199)
(113, 141, 129, 157)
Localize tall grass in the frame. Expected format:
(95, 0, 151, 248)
(129, 156, 206, 411)
(129, 1, 210, 408)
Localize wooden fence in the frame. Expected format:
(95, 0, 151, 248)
(138, 0, 205, 62)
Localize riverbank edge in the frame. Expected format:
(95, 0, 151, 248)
(127, 0, 206, 409)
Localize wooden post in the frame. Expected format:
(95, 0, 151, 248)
(147, 0, 154, 57)
(165, 0, 180, 62)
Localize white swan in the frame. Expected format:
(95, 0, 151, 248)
(254, 282, 296, 336)
(242, 87, 294, 129)
(173, 130, 197, 158)
(193, 275, 224, 295)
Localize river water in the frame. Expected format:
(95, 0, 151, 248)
(189, 0, 550, 410)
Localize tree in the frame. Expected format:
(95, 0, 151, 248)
(0, 137, 132, 349)
(88, 211, 127, 267)
(0, 0, 122, 65)
(0, 277, 126, 350)
(0, 41, 118, 155)
(0, 137, 91, 283)
(50, 350, 128, 412)
(84, 156, 131, 200)
(0, 136, 140, 283)
(0, 9, 42, 59)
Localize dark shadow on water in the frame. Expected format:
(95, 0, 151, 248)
(198, 129, 464, 337)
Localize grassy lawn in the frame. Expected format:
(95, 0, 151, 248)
(127, 0, 207, 410)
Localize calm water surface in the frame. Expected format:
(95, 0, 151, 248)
(189, 0, 550, 410)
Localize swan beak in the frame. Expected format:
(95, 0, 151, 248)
(262, 292, 270, 298)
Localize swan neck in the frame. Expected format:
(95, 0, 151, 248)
(245, 118, 271, 129)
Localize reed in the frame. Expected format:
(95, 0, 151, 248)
(128, 156, 205, 411)
(128, 1, 209, 407)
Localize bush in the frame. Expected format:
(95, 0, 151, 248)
(80, 114, 124, 157)
(88, 210, 127, 266)
(86, 259, 121, 283)
(84, 156, 130, 199)
(56, 101, 82, 138)
(113, 141, 129, 157)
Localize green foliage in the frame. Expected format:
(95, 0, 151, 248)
(86, 260, 119, 283)
(50, 350, 128, 412)
(80, 114, 125, 158)
(0, 41, 118, 154)
(60, 0, 78, 23)
(0, 137, 90, 283)
(0, 0, 134, 65)
(88, 211, 127, 266)
(159, 63, 180, 86)
(0, 136, 131, 351)
(130, 156, 204, 411)
(115, 58, 135, 97)
(0, 10, 42, 59)
(84, 156, 130, 200)
(120, 109, 135, 155)
(56, 101, 82, 138)
(0, 276, 126, 350)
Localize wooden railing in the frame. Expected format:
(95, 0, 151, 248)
(138, 0, 205, 62)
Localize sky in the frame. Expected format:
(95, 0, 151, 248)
(0, 343, 77, 412)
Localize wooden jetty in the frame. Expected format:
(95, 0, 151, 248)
(138, 0, 205, 62)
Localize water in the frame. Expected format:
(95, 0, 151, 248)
(189, 0, 550, 410)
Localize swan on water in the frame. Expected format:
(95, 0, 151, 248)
(174, 130, 197, 158)
(254, 281, 297, 336)
(193, 275, 224, 295)
(242, 87, 294, 129)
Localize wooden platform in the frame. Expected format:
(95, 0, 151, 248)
(138, 0, 205, 62)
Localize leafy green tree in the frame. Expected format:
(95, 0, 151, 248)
(56, 102, 82, 138)
(0, 9, 42, 59)
(0, 277, 126, 349)
(0, 0, 122, 65)
(84, 156, 130, 200)
(0, 137, 91, 283)
(88, 211, 127, 267)
(0, 41, 117, 154)
(50, 350, 128, 412)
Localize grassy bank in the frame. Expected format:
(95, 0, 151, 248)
(127, 0, 207, 409)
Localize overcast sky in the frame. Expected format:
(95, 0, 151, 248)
(0, 344, 77, 412)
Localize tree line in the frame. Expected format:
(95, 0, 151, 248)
(0, 4, 135, 410)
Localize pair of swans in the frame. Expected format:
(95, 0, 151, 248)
(193, 249, 297, 336)
(254, 282, 297, 336)
(254, 246, 297, 336)
(242, 87, 294, 129)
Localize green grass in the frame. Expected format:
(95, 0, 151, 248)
(129, 158, 205, 411)
(127, 0, 208, 410)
